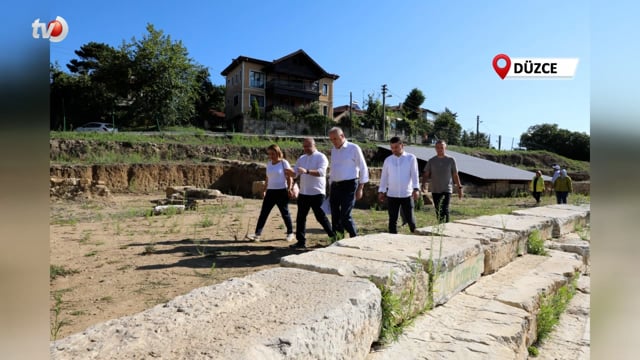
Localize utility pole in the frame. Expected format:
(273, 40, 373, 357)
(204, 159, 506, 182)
(381, 84, 388, 141)
(349, 91, 353, 137)
(476, 115, 481, 147)
(498, 135, 502, 150)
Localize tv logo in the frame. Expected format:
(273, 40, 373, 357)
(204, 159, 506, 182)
(32, 16, 68, 42)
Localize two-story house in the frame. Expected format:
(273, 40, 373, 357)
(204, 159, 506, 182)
(220, 49, 339, 132)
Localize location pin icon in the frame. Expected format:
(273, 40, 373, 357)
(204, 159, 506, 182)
(492, 54, 511, 79)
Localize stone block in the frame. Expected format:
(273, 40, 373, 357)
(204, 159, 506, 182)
(51, 268, 381, 360)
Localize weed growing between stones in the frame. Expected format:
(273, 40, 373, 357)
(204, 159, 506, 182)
(527, 229, 548, 256)
(376, 278, 405, 345)
(574, 222, 590, 241)
(375, 224, 445, 346)
(528, 273, 579, 356)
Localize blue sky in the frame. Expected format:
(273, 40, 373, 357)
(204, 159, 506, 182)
(46, 0, 589, 148)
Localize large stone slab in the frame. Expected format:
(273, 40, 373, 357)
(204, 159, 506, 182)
(546, 232, 590, 266)
(463, 250, 583, 346)
(547, 203, 590, 218)
(512, 205, 589, 237)
(416, 222, 525, 275)
(367, 251, 585, 360)
(456, 213, 555, 240)
(51, 268, 381, 360)
(281, 233, 483, 313)
(367, 293, 530, 360)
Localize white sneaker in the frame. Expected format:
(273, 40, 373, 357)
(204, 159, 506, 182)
(247, 234, 261, 242)
(286, 233, 295, 242)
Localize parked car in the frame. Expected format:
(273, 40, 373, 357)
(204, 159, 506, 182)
(75, 122, 118, 133)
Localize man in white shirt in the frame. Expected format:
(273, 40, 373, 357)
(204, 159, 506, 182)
(328, 127, 369, 238)
(285, 137, 335, 249)
(378, 137, 420, 233)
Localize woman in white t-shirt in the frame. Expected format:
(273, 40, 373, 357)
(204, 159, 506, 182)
(246, 144, 295, 242)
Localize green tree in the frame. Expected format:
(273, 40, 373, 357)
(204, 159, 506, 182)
(339, 113, 362, 133)
(192, 67, 225, 128)
(66, 42, 132, 117)
(461, 130, 490, 148)
(269, 107, 294, 123)
(50, 62, 113, 130)
(519, 123, 589, 161)
(250, 98, 261, 120)
(433, 108, 462, 145)
(402, 88, 425, 121)
(128, 24, 200, 129)
(363, 93, 382, 129)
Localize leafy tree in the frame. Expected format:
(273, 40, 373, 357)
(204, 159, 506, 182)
(127, 24, 200, 129)
(52, 24, 206, 131)
(67, 42, 121, 75)
(363, 93, 382, 129)
(250, 98, 261, 120)
(432, 108, 462, 145)
(339, 113, 362, 133)
(519, 123, 589, 161)
(192, 67, 225, 127)
(305, 114, 331, 134)
(50, 62, 113, 130)
(66, 42, 132, 115)
(402, 88, 425, 122)
(269, 107, 294, 123)
(461, 130, 490, 148)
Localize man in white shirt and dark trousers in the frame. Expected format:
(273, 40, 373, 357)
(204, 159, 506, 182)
(285, 137, 335, 249)
(378, 137, 420, 233)
(328, 127, 369, 239)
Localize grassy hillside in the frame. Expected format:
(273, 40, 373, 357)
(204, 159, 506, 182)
(50, 130, 589, 178)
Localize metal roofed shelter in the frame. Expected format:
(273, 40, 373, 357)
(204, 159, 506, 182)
(377, 144, 552, 197)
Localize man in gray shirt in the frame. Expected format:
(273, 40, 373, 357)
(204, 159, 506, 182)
(422, 140, 463, 223)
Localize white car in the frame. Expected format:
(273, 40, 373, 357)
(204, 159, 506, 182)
(75, 122, 118, 133)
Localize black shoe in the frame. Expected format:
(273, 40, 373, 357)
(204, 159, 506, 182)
(289, 242, 306, 249)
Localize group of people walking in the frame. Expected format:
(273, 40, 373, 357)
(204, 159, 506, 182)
(529, 164, 573, 205)
(247, 127, 464, 249)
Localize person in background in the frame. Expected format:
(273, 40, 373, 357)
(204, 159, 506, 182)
(378, 137, 420, 233)
(529, 170, 544, 205)
(285, 137, 335, 249)
(246, 144, 295, 242)
(551, 164, 561, 184)
(421, 139, 463, 223)
(553, 169, 573, 204)
(327, 127, 369, 239)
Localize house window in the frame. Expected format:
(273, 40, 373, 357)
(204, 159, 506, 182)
(250, 94, 265, 108)
(323, 105, 328, 116)
(322, 83, 328, 96)
(233, 95, 239, 106)
(250, 71, 265, 88)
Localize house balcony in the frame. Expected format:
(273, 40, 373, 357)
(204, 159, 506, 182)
(266, 79, 320, 100)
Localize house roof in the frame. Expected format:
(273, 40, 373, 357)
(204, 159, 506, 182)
(220, 56, 271, 76)
(272, 49, 339, 79)
(221, 49, 339, 80)
(378, 144, 552, 181)
(333, 105, 365, 116)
